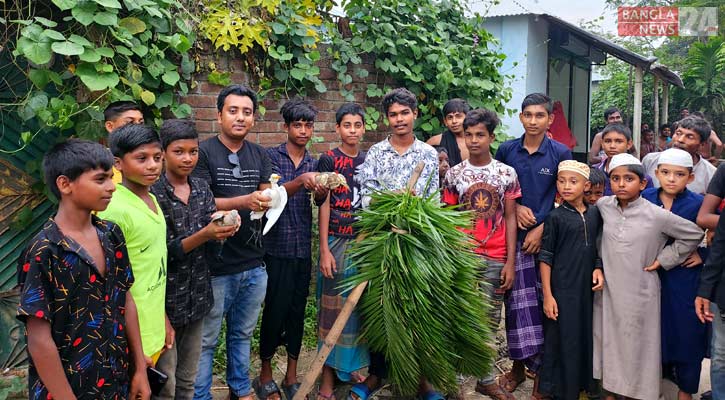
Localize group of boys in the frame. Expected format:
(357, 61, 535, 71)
(15, 81, 725, 400)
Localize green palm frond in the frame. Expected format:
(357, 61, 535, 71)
(345, 189, 495, 395)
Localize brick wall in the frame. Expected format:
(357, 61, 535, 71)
(182, 52, 392, 154)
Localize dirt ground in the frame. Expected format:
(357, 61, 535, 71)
(210, 325, 712, 400)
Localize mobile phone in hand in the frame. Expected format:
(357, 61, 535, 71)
(147, 366, 168, 396)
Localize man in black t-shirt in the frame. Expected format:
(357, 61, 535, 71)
(191, 84, 274, 400)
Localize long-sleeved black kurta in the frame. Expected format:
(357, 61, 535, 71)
(538, 202, 601, 399)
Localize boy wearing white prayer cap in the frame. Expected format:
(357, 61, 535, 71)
(641, 147, 707, 400)
(538, 160, 604, 399)
(593, 152, 704, 400)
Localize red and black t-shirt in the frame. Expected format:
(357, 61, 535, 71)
(318, 148, 366, 238)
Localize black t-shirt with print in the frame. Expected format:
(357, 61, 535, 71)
(318, 148, 365, 238)
(193, 136, 272, 275)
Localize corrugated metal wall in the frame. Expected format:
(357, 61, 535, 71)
(0, 47, 56, 369)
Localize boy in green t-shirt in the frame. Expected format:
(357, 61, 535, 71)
(99, 123, 170, 363)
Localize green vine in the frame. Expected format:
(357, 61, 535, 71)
(4, 0, 512, 152)
(328, 0, 513, 140)
(3, 0, 196, 150)
(197, 0, 331, 96)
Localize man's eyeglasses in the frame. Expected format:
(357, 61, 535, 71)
(228, 153, 243, 179)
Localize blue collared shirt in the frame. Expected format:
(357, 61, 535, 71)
(265, 143, 318, 259)
(495, 135, 572, 240)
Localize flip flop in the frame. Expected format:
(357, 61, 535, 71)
(282, 382, 301, 400)
(316, 391, 336, 400)
(346, 382, 383, 400)
(253, 377, 282, 400)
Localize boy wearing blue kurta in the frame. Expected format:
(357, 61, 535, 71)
(642, 148, 708, 399)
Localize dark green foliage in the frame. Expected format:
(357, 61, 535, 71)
(346, 189, 494, 395)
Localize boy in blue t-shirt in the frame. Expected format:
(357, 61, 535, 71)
(493, 93, 572, 397)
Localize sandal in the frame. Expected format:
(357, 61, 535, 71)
(253, 377, 282, 400)
(282, 382, 301, 400)
(317, 390, 336, 400)
(496, 372, 525, 393)
(475, 381, 515, 400)
(346, 382, 383, 400)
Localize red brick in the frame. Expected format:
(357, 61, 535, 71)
(230, 72, 249, 84)
(229, 59, 245, 71)
(254, 121, 283, 133)
(195, 120, 216, 135)
(310, 100, 333, 111)
(321, 91, 345, 102)
(244, 132, 259, 144)
(311, 142, 332, 154)
(260, 110, 281, 121)
(194, 107, 219, 121)
(262, 98, 281, 110)
(184, 95, 216, 108)
(315, 111, 336, 123)
(258, 132, 288, 145)
(319, 67, 336, 81)
(354, 91, 367, 103)
(316, 132, 340, 143)
(199, 81, 225, 94)
(199, 132, 216, 142)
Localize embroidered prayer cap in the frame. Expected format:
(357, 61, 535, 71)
(657, 148, 693, 168)
(558, 160, 590, 179)
(608, 153, 641, 171)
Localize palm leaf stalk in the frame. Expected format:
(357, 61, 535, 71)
(345, 187, 495, 395)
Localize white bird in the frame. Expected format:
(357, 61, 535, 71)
(250, 173, 288, 235)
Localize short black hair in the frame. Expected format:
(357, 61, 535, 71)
(692, 111, 705, 118)
(43, 139, 114, 200)
(434, 146, 448, 155)
(160, 119, 198, 149)
(602, 123, 632, 141)
(603, 107, 622, 121)
(104, 101, 141, 122)
(442, 99, 470, 117)
(611, 164, 646, 180)
(335, 103, 365, 125)
(217, 84, 258, 113)
(382, 88, 417, 115)
(281, 98, 318, 125)
(588, 168, 607, 187)
(678, 115, 712, 143)
(463, 108, 500, 134)
(659, 123, 671, 133)
(109, 123, 161, 158)
(520, 93, 552, 114)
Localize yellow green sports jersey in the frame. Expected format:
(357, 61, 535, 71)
(98, 184, 167, 356)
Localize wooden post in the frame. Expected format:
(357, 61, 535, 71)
(632, 66, 643, 156)
(653, 76, 660, 138)
(293, 162, 427, 400)
(662, 83, 670, 124)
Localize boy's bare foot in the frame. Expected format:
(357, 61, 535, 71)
(475, 381, 515, 400)
(497, 371, 525, 392)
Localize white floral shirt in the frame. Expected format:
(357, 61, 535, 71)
(355, 137, 439, 207)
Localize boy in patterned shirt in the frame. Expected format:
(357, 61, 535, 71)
(17, 139, 150, 399)
(150, 119, 237, 399)
(442, 108, 520, 400)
